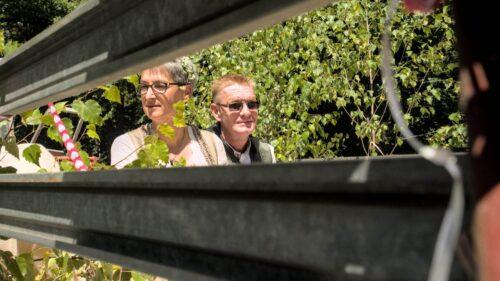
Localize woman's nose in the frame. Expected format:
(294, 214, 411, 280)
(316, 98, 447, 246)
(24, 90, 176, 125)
(145, 86, 156, 99)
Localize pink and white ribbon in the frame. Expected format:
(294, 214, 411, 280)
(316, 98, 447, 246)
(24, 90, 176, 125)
(48, 102, 89, 171)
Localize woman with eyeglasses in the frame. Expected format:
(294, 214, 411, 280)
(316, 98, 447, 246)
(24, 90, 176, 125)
(110, 58, 227, 168)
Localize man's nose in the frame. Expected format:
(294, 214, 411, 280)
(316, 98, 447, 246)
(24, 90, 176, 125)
(240, 103, 251, 117)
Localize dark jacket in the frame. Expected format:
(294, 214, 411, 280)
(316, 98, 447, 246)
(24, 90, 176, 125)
(208, 123, 274, 164)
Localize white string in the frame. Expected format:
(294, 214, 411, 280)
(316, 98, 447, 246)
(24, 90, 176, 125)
(381, 1, 464, 280)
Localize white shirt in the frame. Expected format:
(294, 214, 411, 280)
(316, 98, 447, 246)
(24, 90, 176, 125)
(111, 126, 226, 169)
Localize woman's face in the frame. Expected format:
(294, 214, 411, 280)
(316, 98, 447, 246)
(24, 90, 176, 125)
(139, 67, 186, 124)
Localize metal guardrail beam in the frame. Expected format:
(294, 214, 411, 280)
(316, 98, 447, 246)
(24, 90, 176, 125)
(0, 155, 469, 280)
(0, 0, 330, 115)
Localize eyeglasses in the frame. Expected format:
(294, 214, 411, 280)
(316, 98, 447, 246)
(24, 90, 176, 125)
(138, 82, 186, 95)
(216, 101, 260, 112)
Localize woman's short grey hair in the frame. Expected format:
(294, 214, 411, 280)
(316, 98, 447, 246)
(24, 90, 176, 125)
(162, 57, 198, 90)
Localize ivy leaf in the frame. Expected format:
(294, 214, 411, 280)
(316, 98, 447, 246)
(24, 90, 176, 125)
(125, 74, 140, 88)
(60, 160, 75, 171)
(132, 135, 169, 168)
(16, 253, 35, 281)
(5, 135, 19, 159)
(0, 251, 23, 280)
(22, 109, 43, 125)
(41, 113, 54, 126)
(71, 99, 103, 125)
(55, 101, 67, 114)
(0, 166, 17, 174)
(131, 271, 149, 281)
(157, 123, 175, 139)
(86, 124, 100, 141)
(47, 118, 74, 143)
(101, 85, 121, 104)
(22, 144, 42, 166)
(172, 100, 186, 128)
(79, 149, 91, 167)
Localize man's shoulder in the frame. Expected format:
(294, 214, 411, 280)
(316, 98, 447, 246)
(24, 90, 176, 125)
(250, 137, 275, 163)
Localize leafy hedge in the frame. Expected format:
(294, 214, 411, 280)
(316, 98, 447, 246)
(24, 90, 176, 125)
(190, 0, 465, 160)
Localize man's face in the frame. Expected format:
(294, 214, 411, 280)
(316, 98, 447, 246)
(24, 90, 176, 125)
(212, 83, 258, 140)
(140, 68, 186, 124)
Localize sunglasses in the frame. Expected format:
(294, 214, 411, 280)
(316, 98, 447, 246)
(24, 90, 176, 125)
(216, 101, 260, 112)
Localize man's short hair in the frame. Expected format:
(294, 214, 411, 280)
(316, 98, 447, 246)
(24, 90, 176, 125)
(211, 74, 254, 102)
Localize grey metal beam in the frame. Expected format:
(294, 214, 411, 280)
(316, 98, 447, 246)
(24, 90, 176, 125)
(0, 155, 469, 280)
(0, 0, 330, 115)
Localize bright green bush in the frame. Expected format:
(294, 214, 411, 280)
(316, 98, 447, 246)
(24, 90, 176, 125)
(190, 0, 464, 160)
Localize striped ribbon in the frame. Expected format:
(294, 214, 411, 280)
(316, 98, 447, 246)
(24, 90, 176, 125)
(48, 102, 89, 171)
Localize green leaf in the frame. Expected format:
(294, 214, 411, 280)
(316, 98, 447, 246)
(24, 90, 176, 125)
(157, 123, 175, 139)
(86, 124, 100, 141)
(5, 135, 19, 159)
(17, 253, 36, 281)
(129, 135, 169, 168)
(125, 74, 140, 88)
(41, 114, 54, 126)
(0, 166, 17, 174)
(60, 160, 75, 171)
(22, 144, 42, 166)
(22, 108, 43, 125)
(79, 148, 91, 167)
(71, 99, 103, 125)
(102, 85, 122, 104)
(1, 251, 23, 280)
(55, 101, 67, 114)
(47, 118, 74, 143)
(131, 271, 149, 281)
(172, 100, 187, 128)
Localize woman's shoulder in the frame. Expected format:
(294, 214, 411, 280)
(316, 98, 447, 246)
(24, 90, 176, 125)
(112, 125, 148, 149)
(188, 126, 227, 165)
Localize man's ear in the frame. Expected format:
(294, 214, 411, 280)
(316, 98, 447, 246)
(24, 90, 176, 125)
(210, 103, 222, 122)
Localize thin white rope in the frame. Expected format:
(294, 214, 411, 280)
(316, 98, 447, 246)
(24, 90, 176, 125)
(381, 1, 464, 280)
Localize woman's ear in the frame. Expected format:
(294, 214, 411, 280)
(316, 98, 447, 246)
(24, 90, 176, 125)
(181, 84, 193, 102)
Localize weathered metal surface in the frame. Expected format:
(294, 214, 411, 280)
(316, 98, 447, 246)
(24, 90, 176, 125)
(0, 0, 330, 115)
(0, 155, 469, 280)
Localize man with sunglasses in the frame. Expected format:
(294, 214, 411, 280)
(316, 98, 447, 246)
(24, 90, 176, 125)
(209, 74, 275, 164)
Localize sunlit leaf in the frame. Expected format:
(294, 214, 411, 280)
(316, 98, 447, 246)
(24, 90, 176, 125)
(173, 100, 186, 128)
(102, 85, 121, 104)
(86, 124, 100, 141)
(157, 123, 175, 139)
(22, 144, 42, 166)
(71, 99, 103, 125)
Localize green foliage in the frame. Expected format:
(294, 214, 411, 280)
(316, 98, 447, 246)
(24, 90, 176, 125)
(0, 0, 84, 43)
(72, 99, 104, 125)
(0, 249, 154, 281)
(173, 100, 187, 128)
(126, 135, 169, 168)
(190, 0, 464, 159)
(157, 123, 175, 139)
(22, 144, 42, 166)
(101, 85, 122, 104)
(0, 29, 20, 57)
(4, 135, 19, 159)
